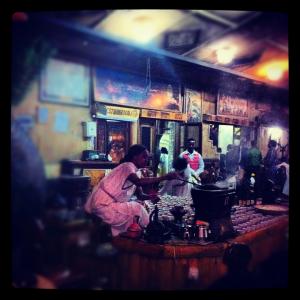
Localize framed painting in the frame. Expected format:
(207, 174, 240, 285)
(217, 92, 248, 118)
(185, 88, 202, 123)
(93, 67, 182, 112)
(40, 57, 90, 106)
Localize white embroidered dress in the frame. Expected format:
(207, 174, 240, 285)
(84, 162, 149, 236)
(159, 167, 192, 198)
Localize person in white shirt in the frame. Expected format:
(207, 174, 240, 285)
(159, 157, 195, 198)
(276, 160, 289, 197)
(180, 138, 204, 181)
(84, 144, 179, 236)
(157, 147, 169, 177)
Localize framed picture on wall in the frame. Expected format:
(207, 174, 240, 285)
(185, 89, 202, 123)
(40, 57, 90, 106)
(217, 92, 248, 118)
(93, 67, 182, 112)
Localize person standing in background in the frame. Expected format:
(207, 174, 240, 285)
(247, 141, 262, 176)
(157, 147, 169, 177)
(276, 158, 289, 199)
(239, 139, 250, 171)
(225, 144, 239, 176)
(263, 139, 278, 181)
(217, 147, 226, 180)
(209, 125, 218, 147)
(180, 138, 204, 182)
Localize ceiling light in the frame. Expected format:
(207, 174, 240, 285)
(258, 60, 288, 81)
(131, 18, 156, 43)
(268, 127, 283, 142)
(216, 46, 237, 64)
(95, 10, 185, 45)
(266, 65, 284, 81)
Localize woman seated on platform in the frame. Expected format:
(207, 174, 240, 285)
(84, 144, 179, 237)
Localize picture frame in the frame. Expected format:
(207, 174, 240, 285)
(217, 92, 248, 118)
(40, 57, 90, 107)
(93, 67, 182, 112)
(185, 88, 202, 123)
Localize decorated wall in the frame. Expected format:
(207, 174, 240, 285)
(11, 58, 289, 175)
(12, 80, 93, 178)
(199, 89, 288, 159)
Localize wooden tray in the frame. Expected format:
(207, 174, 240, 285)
(254, 204, 289, 215)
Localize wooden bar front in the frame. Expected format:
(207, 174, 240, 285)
(112, 216, 288, 290)
(61, 160, 117, 175)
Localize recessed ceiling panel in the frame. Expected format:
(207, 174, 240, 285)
(94, 9, 186, 45)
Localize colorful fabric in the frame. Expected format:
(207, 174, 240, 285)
(180, 150, 204, 175)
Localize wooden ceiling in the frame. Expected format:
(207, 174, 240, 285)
(37, 10, 289, 90)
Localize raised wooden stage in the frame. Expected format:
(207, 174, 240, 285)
(111, 216, 288, 290)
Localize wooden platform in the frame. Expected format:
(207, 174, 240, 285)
(112, 216, 288, 290)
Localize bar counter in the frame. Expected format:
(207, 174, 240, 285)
(112, 215, 288, 290)
(60, 159, 117, 175)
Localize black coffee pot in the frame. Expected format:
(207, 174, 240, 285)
(170, 205, 187, 224)
(144, 205, 171, 244)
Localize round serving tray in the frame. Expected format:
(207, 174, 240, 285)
(254, 204, 289, 215)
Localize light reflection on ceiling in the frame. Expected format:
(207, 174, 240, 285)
(94, 10, 288, 89)
(45, 9, 289, 89)
(94, 10, 186, 45)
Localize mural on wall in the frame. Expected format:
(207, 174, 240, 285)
(217, 92, 248, 118)
(40, 57, 90, 106)
(185, 89, 202, 123)
(93, 67, 182, 112)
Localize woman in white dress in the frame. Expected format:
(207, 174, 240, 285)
(84, 144, 179, 236)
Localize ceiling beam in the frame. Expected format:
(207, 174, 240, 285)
(190, 10, 238, 28)
(182, 11, 262, 57)
(265, 39, 288, 53)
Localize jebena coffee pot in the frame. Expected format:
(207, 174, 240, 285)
(144, 205, 171, 244)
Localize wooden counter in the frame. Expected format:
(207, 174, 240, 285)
(112, 216, 288, 290)
(61, 159, 117, 175)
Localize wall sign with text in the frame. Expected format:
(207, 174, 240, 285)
(217, 93, 248, 118)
